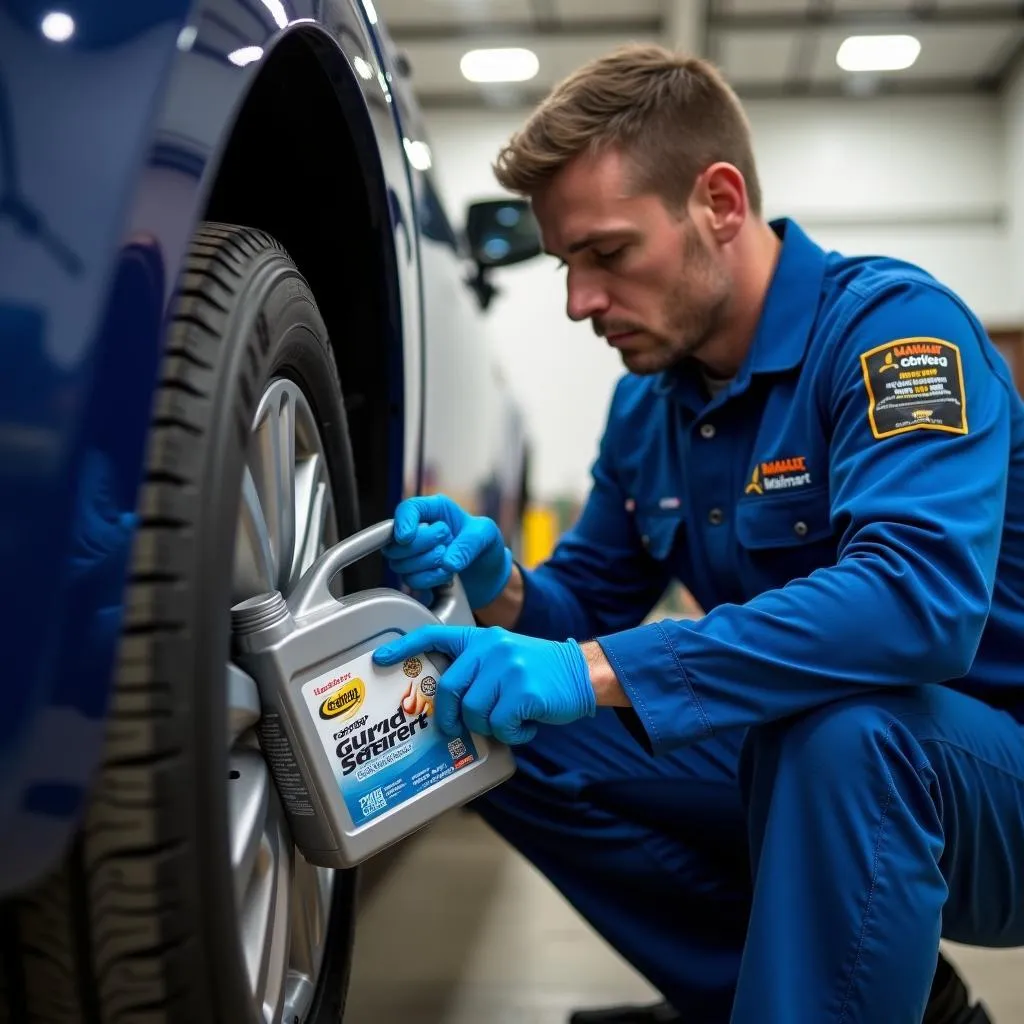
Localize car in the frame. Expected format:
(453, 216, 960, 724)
(0, 1, 541, 1020)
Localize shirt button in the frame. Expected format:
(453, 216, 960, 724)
(794, 521, 809, 537)
(699, 423, 716, 439)
(708, 508, 724, 526)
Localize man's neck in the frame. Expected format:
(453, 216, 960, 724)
(700, 219, 782, 379)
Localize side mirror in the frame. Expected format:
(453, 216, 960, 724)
(464, 199, 542, 311)
(465, 199, 542, 269)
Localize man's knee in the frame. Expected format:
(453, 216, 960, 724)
(739, 691, 935, 807)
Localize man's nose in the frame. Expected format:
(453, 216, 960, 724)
(565, 272, 609, 323)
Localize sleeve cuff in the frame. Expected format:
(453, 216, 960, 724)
(596, 621, 714, 756)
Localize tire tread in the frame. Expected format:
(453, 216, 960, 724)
(2, 224, 306, 1024)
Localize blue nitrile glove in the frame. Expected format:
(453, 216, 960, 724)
(382, 496, 513, 610)
(372, 626, 597, 745)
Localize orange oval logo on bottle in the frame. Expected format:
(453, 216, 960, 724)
(319, 678, 365, 720)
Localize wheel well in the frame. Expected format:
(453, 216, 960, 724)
(202, 29, 400, 549)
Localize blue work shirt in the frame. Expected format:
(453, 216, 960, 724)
(516, 218, 1024, 756)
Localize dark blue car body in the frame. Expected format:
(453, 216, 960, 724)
(0, 0, 528, 896)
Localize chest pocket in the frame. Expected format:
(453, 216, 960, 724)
(735, 486, 836, 594)
(634, 506, 685, 562)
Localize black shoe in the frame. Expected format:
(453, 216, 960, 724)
(567, 952, 994, 1024)
(568, 1000, 682, 1024)
(923, 952, 994, 1024)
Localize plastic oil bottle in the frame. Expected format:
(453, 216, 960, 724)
(230, 520, 516, 868)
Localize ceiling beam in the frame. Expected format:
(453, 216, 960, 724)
(786, 0, 834, 88)
(389, 17, 662, 43)
(734, 75, 998, 99)
(990, 28, 1024, 87)
(416, 75, 996, 109)
(664, 0, 708, 54)
(709, 4, 1024, 31)
(419, 90, 552, 110)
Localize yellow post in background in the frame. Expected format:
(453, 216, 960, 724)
(521, 503, 560, 569)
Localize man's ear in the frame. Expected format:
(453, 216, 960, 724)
(691, 162, 747, 244)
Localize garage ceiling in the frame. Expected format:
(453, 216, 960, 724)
(374, 0, 1024, 106)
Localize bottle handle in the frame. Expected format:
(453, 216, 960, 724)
(287, 519, 474, 626)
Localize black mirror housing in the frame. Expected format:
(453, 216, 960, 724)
(465, 199, 542, 269)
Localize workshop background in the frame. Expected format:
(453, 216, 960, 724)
(346, 1, 1024, 1020)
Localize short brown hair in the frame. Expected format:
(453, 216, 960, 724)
(493, 43, 762, 216)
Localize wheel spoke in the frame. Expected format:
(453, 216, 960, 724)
(239, 834, 276, 1014)
(261, 804, 293, 1023)
(226, 664, 261, 746)
(315, 866, 333, 936)
(283, 854, 333, 1023)
(229, 750, 270, 910)
(291, 455, 329, 589)
(275, 388, 297, 590)
(234, 466, 276, 602)
(238, 800, 292, 1022)
(288, 854, 325, 979)
(250, 382, 297, 592)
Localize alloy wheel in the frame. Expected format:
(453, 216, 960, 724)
(226, 377, 341, 1023)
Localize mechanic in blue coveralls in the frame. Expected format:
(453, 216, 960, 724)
(373, 43, 1024, 1024)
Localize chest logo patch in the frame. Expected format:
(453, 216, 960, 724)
(744, 456, 812, 495)
(859, 337, 968, 440)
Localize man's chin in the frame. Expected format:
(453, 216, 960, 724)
(620, 350, 676, 376)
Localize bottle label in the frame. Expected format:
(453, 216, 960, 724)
(301, 647, 479, 828)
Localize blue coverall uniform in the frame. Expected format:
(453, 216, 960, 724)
(473, 219, 1024, 1023)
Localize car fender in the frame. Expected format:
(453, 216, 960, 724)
(0, 0, 420, 894)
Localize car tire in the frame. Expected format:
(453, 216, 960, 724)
(2, 222, 365, 1023)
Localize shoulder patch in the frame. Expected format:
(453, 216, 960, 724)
(858, 337, 968, 440)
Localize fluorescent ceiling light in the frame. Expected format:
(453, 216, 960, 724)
(836, 34, 921, 73)
(228, 45, 264, 67)
(460, 48, 539, 84)
(41, 11, 75, 42)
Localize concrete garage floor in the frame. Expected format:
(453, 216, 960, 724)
(343, 810, 1024, 1024)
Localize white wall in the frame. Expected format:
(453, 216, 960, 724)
(424, 95, 1012, 501)
(1005, 64, 1024, 301)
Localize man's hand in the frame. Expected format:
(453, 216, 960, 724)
(372, 626, 598, 744)
(382, 496, 514, 612)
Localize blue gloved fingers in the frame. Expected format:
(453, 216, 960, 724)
(372, 625, 473, 666)
(382, 521, 452, 560)
(440, 516, 498, 574)
(393, 495, 465, 543)
(460, 671, 502, 737)
(401, 567, 455, 593)
(385, 543, 448, 578)
(434, 648, 483, 736)
(489, 690, 539, 745)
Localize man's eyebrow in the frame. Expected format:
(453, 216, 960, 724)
(546, 230, 635, 259)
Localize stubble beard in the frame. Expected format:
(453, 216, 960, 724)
(619, 226, 731, 376)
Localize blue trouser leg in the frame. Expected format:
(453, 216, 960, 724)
(475, 707, 751, 1023)
(735, 685, 1024, 1024)
(477, 687, 1024, 1023)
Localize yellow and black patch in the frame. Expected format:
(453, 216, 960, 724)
(859, 337, 968, 440)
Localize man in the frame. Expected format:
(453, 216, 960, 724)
(372, 44, 1024, 1023)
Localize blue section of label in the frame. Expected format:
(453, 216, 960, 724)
(302, 646, 482, 829)
(336, 709, 478, 827)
